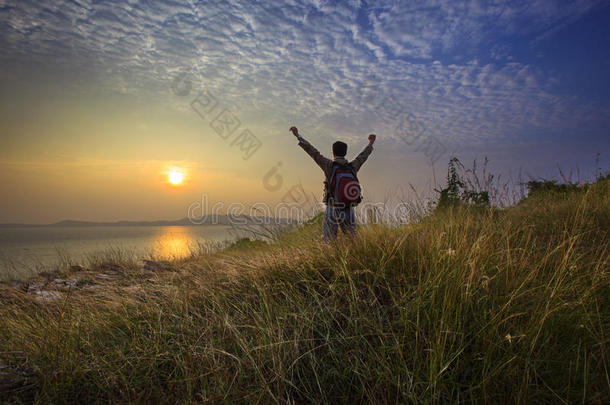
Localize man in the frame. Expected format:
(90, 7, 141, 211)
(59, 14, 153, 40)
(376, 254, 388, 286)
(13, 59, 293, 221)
(290, 126, 376, 240)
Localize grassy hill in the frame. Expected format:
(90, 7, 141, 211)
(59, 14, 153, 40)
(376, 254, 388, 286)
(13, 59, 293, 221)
(1, 177, 608, 403)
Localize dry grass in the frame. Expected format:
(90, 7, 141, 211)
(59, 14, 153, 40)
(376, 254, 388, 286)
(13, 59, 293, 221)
(0, 178, 608, 403)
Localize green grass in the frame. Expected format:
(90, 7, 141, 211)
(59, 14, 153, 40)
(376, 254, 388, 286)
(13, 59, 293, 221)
(1, 178, 609, 403)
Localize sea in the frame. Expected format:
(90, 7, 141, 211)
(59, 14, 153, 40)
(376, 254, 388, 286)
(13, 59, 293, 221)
(0, 225, 237, 280)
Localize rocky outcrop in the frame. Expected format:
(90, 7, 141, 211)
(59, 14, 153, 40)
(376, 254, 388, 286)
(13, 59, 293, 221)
(1, 260, 180, 302)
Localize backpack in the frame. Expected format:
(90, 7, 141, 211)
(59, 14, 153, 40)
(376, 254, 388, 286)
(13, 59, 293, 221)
(329, 163, 362, 207)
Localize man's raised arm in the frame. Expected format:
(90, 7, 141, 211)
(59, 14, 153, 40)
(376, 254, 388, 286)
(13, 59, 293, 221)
(350, 134, 376, 172)
(290, 126, 332, 172)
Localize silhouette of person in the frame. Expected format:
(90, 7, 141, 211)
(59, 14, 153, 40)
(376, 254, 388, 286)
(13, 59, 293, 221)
(290, 126, 376, 240)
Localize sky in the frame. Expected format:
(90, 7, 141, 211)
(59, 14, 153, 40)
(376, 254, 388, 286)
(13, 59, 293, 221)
(0, 0, 609, 223)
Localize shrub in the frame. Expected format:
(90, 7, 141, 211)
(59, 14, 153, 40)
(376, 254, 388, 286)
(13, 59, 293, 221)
(436, 157, 490, 210)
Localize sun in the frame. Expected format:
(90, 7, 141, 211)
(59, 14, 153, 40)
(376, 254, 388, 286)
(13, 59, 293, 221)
(168, 168, 184, 185)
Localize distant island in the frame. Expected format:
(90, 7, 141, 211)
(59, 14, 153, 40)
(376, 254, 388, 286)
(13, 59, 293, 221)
(0, 215, 290, 228)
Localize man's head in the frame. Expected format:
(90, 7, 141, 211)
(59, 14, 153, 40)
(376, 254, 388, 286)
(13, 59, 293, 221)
(332, 141, 348, 157)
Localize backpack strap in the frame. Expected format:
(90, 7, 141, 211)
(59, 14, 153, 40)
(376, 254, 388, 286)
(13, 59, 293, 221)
(329, 162, 355, 187)
(326, 163, 338, 204)
(329, 162, 339, 184)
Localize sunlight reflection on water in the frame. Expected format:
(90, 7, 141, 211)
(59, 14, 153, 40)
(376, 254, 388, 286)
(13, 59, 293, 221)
(0, 225, 236, 279)
(151, 226, 199, 259)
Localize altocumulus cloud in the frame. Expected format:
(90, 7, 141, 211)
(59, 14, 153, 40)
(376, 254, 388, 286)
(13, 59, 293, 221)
(0, 0, 608, 151)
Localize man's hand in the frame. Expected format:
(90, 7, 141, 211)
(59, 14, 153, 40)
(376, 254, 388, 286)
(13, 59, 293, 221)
(289, 126, 299, 137)
(368, 134, 376, 145)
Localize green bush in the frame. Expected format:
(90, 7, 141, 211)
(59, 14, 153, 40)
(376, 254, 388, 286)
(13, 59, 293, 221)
(436, 157, 490, 210)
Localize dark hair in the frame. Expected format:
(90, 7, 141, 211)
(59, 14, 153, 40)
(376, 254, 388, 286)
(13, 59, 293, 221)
(332, 141, 347, 157)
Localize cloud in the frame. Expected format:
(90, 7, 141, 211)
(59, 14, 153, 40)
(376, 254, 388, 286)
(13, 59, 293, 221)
(0, 0, 608, 154)
(363, 0, 607, 59)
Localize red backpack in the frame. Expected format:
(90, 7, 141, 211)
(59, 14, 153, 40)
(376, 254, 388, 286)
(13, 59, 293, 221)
(329, 163, 362, 207)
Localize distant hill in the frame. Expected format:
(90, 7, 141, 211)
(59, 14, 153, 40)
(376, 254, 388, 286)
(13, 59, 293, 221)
(0, 215, 290, 228)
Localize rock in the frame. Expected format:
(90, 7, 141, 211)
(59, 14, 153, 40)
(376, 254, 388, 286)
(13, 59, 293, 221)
(26, 280, 46, 295)
(73, 272, 97, 285)
(25, 283, 63, 301)
(35, 290, 62, 302)
(143, 260, 173, 272)
(99, 263, 124, 273)
(70, 264, 86, 272)
(3, 280, 26, 291)
(47, 278, 78, 291)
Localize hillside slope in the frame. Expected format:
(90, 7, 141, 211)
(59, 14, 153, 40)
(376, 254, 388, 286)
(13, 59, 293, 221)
(1, 178, 608, 403)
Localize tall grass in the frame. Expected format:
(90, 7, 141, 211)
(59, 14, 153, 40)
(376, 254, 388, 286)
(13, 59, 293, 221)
(0, 178, 608, 403)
